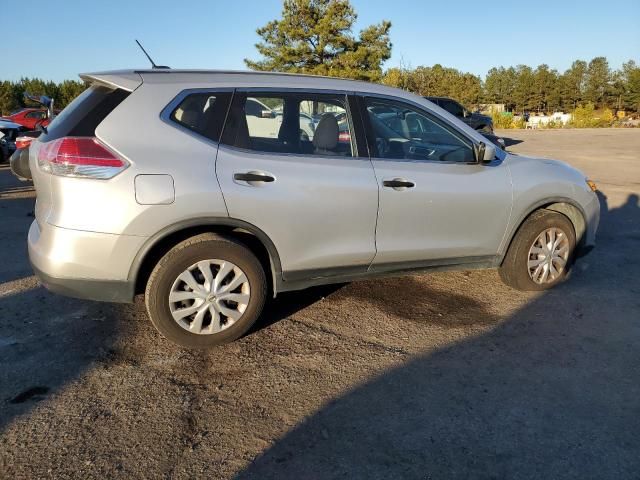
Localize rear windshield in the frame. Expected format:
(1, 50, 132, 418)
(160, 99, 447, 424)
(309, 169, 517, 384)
(40, 85, 130, 142)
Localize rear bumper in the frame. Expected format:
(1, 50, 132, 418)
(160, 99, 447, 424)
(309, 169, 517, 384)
(28, 220, 145, 303)
(31, 263, 134, 303)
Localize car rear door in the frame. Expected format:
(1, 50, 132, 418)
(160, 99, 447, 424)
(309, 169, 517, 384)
(360, 95, 512, 267)
(216, 90, 378, 279)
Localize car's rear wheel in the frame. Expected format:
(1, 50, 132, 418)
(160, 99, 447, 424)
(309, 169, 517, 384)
(145, 233, 267, 348)
(499, 210, 576, 291)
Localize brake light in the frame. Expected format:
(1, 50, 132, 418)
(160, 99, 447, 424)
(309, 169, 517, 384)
(37, 137, 128, 179)
(15, 136, 34, 149)
(338, 132, 351, 143)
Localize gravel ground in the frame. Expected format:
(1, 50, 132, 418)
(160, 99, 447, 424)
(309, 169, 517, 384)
(1, 128, 639, 479)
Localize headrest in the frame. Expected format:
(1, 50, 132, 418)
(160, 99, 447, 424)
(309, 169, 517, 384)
(178, 109, 199, 128)
(313, 113, 339, 151)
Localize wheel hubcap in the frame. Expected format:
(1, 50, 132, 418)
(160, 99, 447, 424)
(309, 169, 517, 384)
(527, 227, 570, 284)
(169, 259, 250, 335)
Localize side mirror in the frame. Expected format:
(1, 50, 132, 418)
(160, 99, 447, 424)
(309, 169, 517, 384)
(261, 109, 274, 119)
(474, 141, 496, 163)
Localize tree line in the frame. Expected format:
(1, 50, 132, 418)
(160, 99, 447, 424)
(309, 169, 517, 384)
(0, 78, 86, 116)
(246, 0, 639, 114)
(2, 62, 637, 119)
(382, 58, 640, 113)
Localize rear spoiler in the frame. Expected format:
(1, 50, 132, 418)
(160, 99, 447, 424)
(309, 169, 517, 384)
(79, 71, 143, 92)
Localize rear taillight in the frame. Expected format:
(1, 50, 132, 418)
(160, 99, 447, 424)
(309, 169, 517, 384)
(338, 132, 351, 143)
(15, 136, 34, 149)
(37, 137, 128, 179)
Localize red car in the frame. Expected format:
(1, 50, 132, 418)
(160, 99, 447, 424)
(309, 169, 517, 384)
(1, 108, 52, 130)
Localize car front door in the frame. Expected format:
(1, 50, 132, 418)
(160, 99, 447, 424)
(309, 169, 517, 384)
(360, 95, 512, 267)
(216, 90, 378, 280)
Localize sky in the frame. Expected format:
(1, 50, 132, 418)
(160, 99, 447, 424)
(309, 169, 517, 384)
(1, 0, 638, 82)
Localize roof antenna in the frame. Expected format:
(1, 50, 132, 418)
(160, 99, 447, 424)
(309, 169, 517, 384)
(135, 40, 170, 69)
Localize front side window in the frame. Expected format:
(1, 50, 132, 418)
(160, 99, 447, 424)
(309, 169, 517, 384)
(221, 92, 353, 157)
(364, 97, 474, 163)
(170, 91, 232, 143)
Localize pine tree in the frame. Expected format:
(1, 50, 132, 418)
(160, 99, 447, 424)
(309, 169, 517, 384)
(245, 0, 392, 82)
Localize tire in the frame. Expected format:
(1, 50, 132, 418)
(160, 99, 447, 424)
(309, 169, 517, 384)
(145, 233, 267, 348)
(499, 210, 576, 291)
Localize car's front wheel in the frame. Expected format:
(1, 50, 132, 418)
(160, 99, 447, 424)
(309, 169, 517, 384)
(499, 210, 576, 291)
(145, 233, 267, 348)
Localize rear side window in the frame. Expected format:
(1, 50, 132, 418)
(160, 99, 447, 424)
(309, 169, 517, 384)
(169, 92, 232, 143)
(221, 92, 353, 157)
(40, 85, 129, 141)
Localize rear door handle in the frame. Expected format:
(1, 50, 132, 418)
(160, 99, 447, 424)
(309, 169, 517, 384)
(383, 178, 415, 190)
(233, 172, 275, 184)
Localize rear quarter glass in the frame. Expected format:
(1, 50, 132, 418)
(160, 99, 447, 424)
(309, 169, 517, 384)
(40, 86, 130, 141)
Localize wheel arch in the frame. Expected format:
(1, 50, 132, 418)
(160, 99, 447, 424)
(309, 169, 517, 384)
(499, 197, 588, 263)
(130, 218, 283, 297)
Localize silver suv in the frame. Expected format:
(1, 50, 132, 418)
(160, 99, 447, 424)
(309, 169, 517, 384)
(28, 70, 600, 348)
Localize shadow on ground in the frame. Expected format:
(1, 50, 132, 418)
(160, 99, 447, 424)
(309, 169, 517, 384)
(0, 168, 120, 431)
(237, 194, 640, 479)
(0, 156, 339, 432)
(0, 286, 121, 431)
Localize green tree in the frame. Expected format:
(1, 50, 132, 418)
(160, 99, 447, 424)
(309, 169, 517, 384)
(57, 80, 88, 108)
(558, 60, 587, 111)
(621, 60, 640, 112)
(0, 78, 88, 115)
(0, 81, 21, 115)
(384, 64, 480, 109)
(483, 66, 517, 110)
(513, 65, 536, 112)
(382, 67, 410, 90)
(532, 64, 560, 112)
(584, 56, 610, 108)
(245, 0, 392, 82)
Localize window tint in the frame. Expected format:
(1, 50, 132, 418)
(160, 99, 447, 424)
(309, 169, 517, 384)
(221, 92, 353, 157)
(26, 111, 46, 119)
(170, 92, 232, 143)
(440, 99, 464, 117)
(364, 97, 474, 163)
(40, 86, 130, 142)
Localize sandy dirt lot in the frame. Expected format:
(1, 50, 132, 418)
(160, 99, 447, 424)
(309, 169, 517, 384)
(1, 129, 639, 479)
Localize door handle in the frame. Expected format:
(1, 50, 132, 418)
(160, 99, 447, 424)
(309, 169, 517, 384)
(233, 172, 275, 183)
(383, 178, 415, 189)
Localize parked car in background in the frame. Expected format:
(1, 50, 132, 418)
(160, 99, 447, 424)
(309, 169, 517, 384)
(425, 96, 494, 133)
(27, 69, 599, 349)
(0, 119, 25, 163)
(1, 108, 54, 130)
(9, 133, 39, 180)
